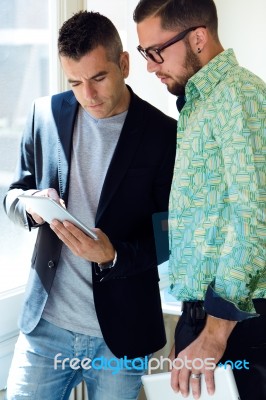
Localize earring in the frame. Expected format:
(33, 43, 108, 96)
(197, 48, 201, 54)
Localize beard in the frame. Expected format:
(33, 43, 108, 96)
(166, 44, 202, 96)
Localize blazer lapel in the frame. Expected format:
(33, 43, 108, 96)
(55, 92, 78, 201)
(54, 88, 147, 220)
(96, 89, 147, 224)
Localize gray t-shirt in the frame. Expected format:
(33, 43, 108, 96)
(42, 106, 127, 336)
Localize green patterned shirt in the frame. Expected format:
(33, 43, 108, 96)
(168, 49, 266, 318)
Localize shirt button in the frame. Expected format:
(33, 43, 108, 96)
(48, 260, 55, 268)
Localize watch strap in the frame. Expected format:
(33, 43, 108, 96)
(98, 251, 117, 271)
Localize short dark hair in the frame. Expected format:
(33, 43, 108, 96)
(58, 11, 123, 63)
(133, 0, 218, 39)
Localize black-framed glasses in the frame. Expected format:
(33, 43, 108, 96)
(137, 25, 206, 64)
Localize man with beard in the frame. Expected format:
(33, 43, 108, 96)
(134, 1, 266, 399)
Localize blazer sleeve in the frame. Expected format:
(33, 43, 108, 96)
(3, 95, 63, 230)
(3, 101, 40, 229)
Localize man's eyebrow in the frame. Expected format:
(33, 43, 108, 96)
(140, 41, 163, 50)
(68, 70, 108, 84)
(90, 70, 108, 79)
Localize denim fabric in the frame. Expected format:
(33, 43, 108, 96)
(6, 319, 148, 400)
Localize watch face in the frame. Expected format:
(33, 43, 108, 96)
(99, 261, 113, 270)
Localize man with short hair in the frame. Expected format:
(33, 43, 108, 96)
(134, 1, 266, 399)
(4, 10, 177, 400)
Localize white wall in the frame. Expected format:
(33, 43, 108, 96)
(215, 0, 266, 82)
(87, 0, 266, 119)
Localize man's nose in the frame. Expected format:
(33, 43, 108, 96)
(84, 83, 97, 100)
(147, 58, 160, 73)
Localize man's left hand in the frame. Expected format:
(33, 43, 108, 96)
(171, 315, 237, 399)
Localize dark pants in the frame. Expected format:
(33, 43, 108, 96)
(175, 301, 266, 400)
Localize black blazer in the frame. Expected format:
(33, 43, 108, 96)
(4, 86, 177, 358)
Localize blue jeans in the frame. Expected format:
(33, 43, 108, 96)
(6, 318, 149, 400)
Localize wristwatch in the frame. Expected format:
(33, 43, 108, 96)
(98, 251, 117, 271)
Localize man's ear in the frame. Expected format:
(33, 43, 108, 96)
(120, 51, 130, 78)
(191, 27, 207, 54)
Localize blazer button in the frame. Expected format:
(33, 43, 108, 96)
(48, 260, 55, 268)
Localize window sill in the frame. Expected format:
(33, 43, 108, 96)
(0, 286, 25, 390)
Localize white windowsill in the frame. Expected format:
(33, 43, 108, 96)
(0, 286, 25, 390)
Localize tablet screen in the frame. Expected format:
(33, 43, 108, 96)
(19, 195, 98, 240)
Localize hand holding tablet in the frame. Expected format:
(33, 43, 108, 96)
(141, 366, 240, 400)
(19, 194, 98, 240)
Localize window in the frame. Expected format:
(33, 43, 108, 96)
(0, 1, 51, 389)
(0, 1, 86, 390)
(0, 0, 50, 293)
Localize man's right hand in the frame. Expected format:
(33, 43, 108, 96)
(26, 188, 62, 224)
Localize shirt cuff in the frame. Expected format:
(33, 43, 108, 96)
(204, 281, 259, 321)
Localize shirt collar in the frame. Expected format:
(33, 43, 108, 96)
(185, 48, 239, 103)
(176, 95, 186, 112)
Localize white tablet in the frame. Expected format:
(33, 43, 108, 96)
(141, 367, 240, 400)
(19, 194, 98, 240)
